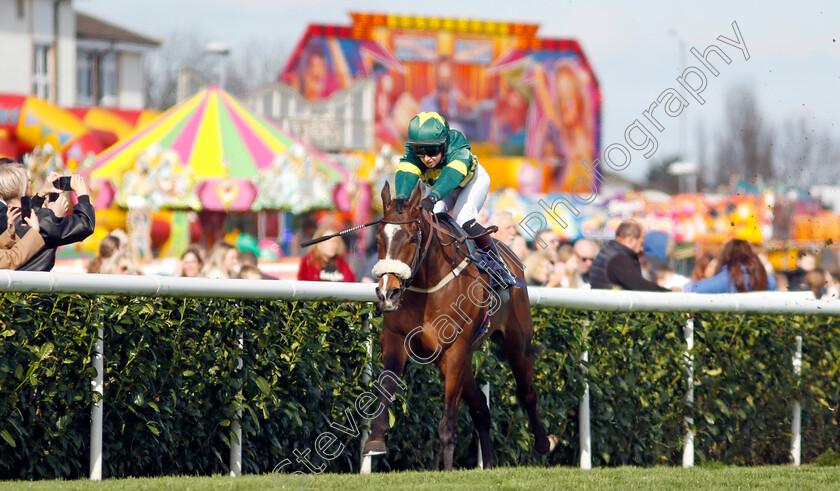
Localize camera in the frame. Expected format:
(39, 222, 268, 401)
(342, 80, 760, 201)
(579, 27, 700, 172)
(20, 196, 31, 219)
(54, 176, 72, 191)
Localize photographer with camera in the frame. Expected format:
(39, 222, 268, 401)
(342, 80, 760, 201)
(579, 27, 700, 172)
(0, 199, 43, 269)
(0, 164, 95, 271)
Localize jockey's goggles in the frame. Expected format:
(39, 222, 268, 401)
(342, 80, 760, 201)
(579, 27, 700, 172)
(410, 144, 445, 157)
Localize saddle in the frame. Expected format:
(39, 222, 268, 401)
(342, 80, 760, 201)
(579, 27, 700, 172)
(433, 213, 524, 291)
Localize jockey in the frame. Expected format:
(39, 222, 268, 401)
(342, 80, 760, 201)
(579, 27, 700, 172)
(394, 111, 517, 289)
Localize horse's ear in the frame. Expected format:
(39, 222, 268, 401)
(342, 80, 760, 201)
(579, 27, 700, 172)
(381, 181, 392, 210)
(406, 181, 423, 208)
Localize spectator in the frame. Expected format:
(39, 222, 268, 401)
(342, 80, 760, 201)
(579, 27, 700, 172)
(533, 229, 560, 263)
(239, 250, 276, 279)
(238, 265, 263, 280)
(556, 244, 579, 288)
(0, 207, 43, 269)
(686, 239, 776, 293)
(523, 251, 561, 287)
(639, 256, 653, 281)
(655, 266, 689, 290)
(102, 251, 140, 275)
(297, 225, 357, 282)
(589, 220, 668, 291)
(643, 230, 672, 274)
(774, 272, 789, 292)
(290, 215, 318, 257)
(201, 241, 239, 279)
(87, 235, 120, 274)
(825, 271, 840, 299)
(805, 269, 827, 299)
(175, 247, 204, 278)
(510, 235, 530, 262)
(358, 243, 380, 284)
(0, 165, 94, 271)
(573, 239, 597, 289)
(489, 211, 517, 247)
(690, 253, 715, 284)
(786, 249, 817, 292)
(750, 243, 775, 277)
(109, 229, 130, 254)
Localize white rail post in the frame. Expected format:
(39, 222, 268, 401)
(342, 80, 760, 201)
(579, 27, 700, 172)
(682, 316, 695, 468)
(580, 320, 591, 470)
(229, 332, 243, 477)
(360, 305, 374, 475)
(89, 315, 104, 481)
(791, 335, 802, 466)
(476, 382, 490, 469)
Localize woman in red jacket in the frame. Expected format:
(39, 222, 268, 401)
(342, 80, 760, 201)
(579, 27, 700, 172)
(297, 225, 357, 282)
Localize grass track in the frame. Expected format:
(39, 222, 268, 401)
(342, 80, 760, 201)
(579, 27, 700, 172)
(2, 466, 838, 490)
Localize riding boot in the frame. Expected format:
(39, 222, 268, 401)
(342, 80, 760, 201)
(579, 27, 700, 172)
(477, 236, 518, 289)
(463, 219, 518, 289)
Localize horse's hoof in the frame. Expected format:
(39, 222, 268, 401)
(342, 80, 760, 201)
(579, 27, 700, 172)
(536, 434, 559, 454)
(547, 434, 558, 454)
(363, 439, 387, 456)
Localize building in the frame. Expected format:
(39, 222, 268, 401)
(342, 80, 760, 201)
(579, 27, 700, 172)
(245, 12, 600, 195)
(0, 0, 159, 109)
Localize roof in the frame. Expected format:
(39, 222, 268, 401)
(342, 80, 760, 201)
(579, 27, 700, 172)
(75, 12, 161, 46)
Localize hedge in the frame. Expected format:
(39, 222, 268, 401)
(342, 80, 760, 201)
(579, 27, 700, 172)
(0, 293, 837, 479)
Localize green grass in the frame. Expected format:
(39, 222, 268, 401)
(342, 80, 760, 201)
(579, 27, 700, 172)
(2, 466, 839, 490)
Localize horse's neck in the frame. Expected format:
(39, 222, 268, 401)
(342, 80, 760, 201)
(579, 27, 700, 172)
(415, 217, 449, 288)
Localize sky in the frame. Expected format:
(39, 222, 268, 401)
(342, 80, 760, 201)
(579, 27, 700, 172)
(75, 0, 840, 183)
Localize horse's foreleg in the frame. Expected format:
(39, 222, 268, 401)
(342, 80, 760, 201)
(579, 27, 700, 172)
(462, 369, 492, 469)
(438, 349, 467, 470)
(505, 344, 556, 455)
(363, 330, 408, 457)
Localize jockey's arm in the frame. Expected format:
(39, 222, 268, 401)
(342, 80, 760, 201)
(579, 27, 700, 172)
(427, 161, 468, 200)
(395, 161, 421, 199)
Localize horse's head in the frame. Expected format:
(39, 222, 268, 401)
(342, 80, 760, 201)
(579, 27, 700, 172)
(373, 181, 424, 312)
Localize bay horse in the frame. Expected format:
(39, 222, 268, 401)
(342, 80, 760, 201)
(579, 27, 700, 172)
(363, 181, 557, 470)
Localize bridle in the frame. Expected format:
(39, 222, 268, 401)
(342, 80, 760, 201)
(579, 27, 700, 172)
(379, 213, 434, 296)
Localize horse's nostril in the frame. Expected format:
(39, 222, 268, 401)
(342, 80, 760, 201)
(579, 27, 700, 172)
(387, 288, 399, 300)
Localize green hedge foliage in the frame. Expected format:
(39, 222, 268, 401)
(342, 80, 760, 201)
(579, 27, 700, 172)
(1, 293, 838, 479)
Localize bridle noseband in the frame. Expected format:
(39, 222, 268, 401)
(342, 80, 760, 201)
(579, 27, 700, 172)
(378, 214, 432, 296)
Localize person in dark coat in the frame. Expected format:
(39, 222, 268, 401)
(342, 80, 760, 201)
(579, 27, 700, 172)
(0, 164, 95, 272)
(589, 220, 668, 292)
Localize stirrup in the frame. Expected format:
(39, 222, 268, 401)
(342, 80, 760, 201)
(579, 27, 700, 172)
(484, 242, 517, 289)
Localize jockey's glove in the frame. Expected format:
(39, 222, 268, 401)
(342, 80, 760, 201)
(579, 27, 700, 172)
(394, 198, 406, 214)
(419, 195, 438, 212)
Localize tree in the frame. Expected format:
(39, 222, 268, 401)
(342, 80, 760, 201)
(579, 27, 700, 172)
(776, 116, 840, 188)
(143, 32, 287, 110)
(712, 87, 775, 188)
(645, 154, 682, 194)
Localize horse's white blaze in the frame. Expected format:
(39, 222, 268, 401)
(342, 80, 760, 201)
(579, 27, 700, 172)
(382, 224, 400, 260)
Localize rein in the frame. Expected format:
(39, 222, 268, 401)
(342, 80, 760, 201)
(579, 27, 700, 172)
(378, 217, 432, 295)
(380, 211, 497, 295)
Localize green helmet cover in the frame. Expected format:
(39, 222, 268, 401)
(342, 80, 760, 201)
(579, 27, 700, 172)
(407, 112, 449, 146)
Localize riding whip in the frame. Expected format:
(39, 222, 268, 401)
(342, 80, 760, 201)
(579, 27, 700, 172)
(300, 219, 382, 247)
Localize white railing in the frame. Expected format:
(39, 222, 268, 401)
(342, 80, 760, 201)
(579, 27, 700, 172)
(1, 271, 834, 478)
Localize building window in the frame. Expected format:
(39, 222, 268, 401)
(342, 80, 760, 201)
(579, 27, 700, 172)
(77, 51, 95, 105)
(32, 44, 51, 100)
(99, 53, 117, 106)
(75, 51, 119, 107)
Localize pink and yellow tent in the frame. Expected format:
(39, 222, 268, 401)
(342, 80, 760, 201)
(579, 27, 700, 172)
(91, 86, 347, 211)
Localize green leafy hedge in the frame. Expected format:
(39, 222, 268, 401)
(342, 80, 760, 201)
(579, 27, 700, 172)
(1, 293, 837, 479)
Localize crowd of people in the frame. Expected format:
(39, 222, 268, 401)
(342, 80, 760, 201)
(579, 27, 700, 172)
(1, 157, 835, 298)
(288, 211, 839, 300)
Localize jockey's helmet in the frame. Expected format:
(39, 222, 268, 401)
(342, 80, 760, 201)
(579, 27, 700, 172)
(407, 112, 449, 156)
